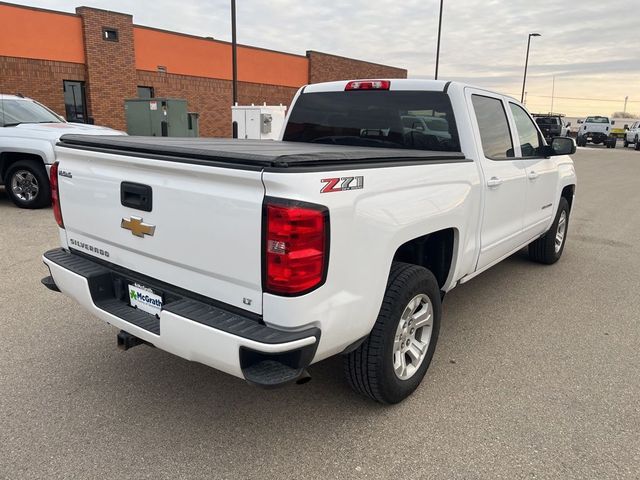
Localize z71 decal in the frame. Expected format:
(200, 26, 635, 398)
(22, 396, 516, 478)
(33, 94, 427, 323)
(320, 176, 364, 193)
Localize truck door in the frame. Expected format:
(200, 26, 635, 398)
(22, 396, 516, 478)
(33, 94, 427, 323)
(467, 90, 527, 270)
(507, 102, 558, 238)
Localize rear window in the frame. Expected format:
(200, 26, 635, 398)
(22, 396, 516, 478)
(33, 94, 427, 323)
(283, 90, 461, 152)
(535, 117, 559, 125)
(585, 116, 609, 124)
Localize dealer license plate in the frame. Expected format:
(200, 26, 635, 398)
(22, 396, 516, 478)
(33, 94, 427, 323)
(128, 283, 163, 316)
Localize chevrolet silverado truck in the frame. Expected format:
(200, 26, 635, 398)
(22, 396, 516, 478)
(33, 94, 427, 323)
(0, 94, 123, 208)
(41, 80, 577, 404)
(576, 115, 616, 148)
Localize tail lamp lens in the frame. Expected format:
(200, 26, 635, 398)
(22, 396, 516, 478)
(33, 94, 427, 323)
(345, 80, 390, 91)
(265, 202, 328, 295)
(50, 162, 64, 228)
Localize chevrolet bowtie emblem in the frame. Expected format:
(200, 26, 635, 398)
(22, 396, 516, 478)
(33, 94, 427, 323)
(121, 216, 156, 238)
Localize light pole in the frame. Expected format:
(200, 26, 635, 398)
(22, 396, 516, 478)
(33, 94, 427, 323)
(521, 33, 541, 103)
(434, 0, 444, 80)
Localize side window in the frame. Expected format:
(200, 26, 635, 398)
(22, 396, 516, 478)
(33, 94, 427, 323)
(509, 103, 542, 157)
(471, 95, 514, 159)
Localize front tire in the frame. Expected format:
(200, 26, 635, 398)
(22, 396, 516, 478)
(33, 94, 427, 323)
(5, 160, 51, 209)
(344, 262, 441, 404)
(528, 197, 570, 264)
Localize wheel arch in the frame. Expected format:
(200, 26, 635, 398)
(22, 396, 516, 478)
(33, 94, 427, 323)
(561, 184, 575, 212)
(0, 151, 46, 183)
(391, 227, 458, 292)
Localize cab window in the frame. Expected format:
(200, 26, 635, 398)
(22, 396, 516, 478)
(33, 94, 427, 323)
(509, 103, 543, 157)
(471, 95, 514, 159)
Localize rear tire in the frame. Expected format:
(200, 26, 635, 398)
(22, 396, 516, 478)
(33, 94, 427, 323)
(528, 197, 570, 264)
(344, 262, 441, 404)
(624, 138, 629, 148)
(4, 160, 51, 209)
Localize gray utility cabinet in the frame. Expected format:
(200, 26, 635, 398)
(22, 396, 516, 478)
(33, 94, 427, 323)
(124, 98, 199, 137)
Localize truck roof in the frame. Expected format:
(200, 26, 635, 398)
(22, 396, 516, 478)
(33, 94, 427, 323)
(0, 94, 31, 101)
(302, 79, 519, 102)
(58, 135, 467, 171)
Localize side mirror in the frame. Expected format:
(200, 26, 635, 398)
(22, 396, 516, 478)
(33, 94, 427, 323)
(611, 120, 616, 126)
(577, 119, 583, 124)
(566, 122, 571, 127)
(547, 136, 576, 156)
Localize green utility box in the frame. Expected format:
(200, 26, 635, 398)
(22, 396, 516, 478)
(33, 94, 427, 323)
(124, 98, 199, 137)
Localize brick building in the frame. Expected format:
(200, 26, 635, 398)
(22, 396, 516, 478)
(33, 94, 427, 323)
(0, 2, 407, 137)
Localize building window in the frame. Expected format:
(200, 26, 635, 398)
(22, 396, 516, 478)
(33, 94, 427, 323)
(137, 86, 155, 99)
(102, 28, 119, 42)
(63, 80, 88, 123)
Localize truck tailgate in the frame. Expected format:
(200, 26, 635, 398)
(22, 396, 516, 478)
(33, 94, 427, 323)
(56, 146, 265, 314)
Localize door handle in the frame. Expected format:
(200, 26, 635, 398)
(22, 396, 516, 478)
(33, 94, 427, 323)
(487, 177, 503, 188)
(528, 171, 539, 180)
(121, 182, 153, 212)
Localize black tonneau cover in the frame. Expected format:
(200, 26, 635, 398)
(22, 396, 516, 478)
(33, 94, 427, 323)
(58, 135, 467, 171)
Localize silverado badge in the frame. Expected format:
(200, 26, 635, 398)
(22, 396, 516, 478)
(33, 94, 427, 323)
(121, 216, 156, 238)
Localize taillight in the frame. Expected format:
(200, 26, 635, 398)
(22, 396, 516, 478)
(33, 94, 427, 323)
(345, 80, 390, 91)
(50, 162, 64, 228)
(264, 199, 329, 295)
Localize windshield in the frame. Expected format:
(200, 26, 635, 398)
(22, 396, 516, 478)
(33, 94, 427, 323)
(0, 99, 64, 126)
(585, 116, 609, 124)
(283, 90, 461, 152)
(535, 117, 559, 125)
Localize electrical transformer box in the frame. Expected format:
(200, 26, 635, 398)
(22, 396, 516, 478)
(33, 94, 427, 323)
(232, 104, 287, 140)
(125, 98, 199, 137)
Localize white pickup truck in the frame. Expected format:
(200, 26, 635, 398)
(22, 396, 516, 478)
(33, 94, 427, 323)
(576, 115, 616, 148)
(0, 94, 124, 208)
(623, 120, 640, 150)
(42, 79, 577, 404)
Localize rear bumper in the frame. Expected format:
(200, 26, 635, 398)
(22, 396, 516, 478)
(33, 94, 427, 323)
(580, 131, 609, 141)
(42, 248, 320, 386)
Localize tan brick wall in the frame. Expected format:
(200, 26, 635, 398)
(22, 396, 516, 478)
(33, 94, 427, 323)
(76, 7, 137, 131)
(137, 71, 298, 137)
(307, 51, 407, 84)
(0, 56, 85, 118)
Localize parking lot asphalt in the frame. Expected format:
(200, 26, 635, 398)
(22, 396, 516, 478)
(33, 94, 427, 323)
(1, 145, 639, 480)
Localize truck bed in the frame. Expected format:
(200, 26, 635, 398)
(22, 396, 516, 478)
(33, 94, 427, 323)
(58, 135, 468, 171)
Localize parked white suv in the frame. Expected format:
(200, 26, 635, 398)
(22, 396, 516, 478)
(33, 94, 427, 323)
(623, 120, 640, 150)
(0, 94, 124, 208)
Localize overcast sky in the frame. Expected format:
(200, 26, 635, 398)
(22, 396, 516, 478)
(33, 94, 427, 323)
(18, 0, 640, 117)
